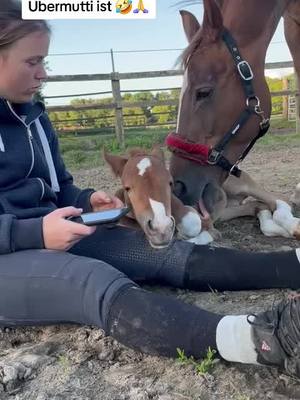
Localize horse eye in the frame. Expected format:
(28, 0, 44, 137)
(169, 181, 173, 187)
(195, 87, 213, 102)
(124, 186, 131, 192)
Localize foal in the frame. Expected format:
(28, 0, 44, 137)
(104, 146, 213, 248)
(213, 172, 300, 240)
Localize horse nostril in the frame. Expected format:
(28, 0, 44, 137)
(148, 219, 154, 231)
(173, 180, 186, 197)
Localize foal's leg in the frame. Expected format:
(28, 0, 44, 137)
(223, 171, 300, 238)
(216, 201, 265, 222)
(171, 193, 202, 238)
(223, 171, 278, 211)
(290, 183, 300, 208)
(216, 201, 291, 237)
(171, 194, 214, 244)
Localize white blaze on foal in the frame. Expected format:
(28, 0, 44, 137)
(137, 157, 151, 176)
(149, 198, 172, 232)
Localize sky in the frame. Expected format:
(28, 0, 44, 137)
(43, 0, 293, 105)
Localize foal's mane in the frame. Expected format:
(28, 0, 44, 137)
(128, 148, 151, 158)
(128, 147, 165, 165)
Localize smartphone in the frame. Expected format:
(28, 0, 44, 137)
(68, 207, 131, 226)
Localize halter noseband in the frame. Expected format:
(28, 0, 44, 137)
(166, 29, 270, 178)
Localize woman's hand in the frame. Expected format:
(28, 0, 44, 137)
(90, 190, 123, 211)
(43, 207, 96, 251)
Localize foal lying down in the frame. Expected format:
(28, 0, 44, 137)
(104, 146, 213, 248)
(104, 146, 300, 245)
(213, 172, 300, 239)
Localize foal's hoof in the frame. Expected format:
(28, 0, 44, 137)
(186, 231, 214, 245)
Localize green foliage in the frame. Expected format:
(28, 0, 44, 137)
(59, 128, 169, 170)
(176, 347, 217, 375)
(49, 74, 296, 133)
(59, 127, 300, 171)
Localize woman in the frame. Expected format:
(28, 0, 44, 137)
(1, 0, 300, 379)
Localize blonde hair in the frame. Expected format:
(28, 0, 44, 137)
(0, 0, 50, 50)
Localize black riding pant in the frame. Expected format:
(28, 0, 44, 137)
(0, 225, 299, 358)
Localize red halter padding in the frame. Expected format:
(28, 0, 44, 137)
(165, 132, 211, 165)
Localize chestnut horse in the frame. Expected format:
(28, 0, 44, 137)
(167, 0, 298, 216)
(103, 147, 214, 248)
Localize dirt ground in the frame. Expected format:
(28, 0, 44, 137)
(1, 143, 300, 400)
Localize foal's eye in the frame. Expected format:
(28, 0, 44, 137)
(124, 187, 131, 192)
(195, 87, 213, 102)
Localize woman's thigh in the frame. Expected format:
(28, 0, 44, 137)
(69, 225, 193, 286)
(0, 249, 133, 327)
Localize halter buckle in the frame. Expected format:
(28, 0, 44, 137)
(208, 149, 220, 165)
(237, 61, 254, 81)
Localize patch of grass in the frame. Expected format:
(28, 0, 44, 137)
(259, 131, 300, 147)
(58, 123, 300, 170)
(58, 128, 170, 170)
(57, 354, 70, 375)
(176, 346, 217, 375)
(270, 117, 296, 130)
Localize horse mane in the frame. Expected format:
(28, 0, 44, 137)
(180, 29, 204, 67)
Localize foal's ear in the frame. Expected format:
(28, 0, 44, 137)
(202, 0, 223, 41)
(103, 150, 128, 178)
(151, 145, 165, 163)
(180, 10, 201, 43)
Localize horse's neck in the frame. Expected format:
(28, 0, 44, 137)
(221, 0, 289, 63)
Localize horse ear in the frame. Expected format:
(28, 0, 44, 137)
(180, 10, 201, 43)
(202, 0, 223, 41)
(103, 150, 128, 178)
(151, 145, 165, 163)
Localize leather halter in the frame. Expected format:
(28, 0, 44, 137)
(166, 29, 270, 178)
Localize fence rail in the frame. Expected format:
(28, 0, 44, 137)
(46, 61, 300, 147)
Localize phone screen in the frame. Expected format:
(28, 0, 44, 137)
(81, 208, 127, 224)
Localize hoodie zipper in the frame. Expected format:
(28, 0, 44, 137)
(6, 101, 42, 178)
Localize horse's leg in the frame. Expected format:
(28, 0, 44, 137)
(290, 183, 300, 208)
(284, 3, 300, 118)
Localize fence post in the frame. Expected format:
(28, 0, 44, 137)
(282, 77, 288, 120)
(296, 74, 300, 136)
(111, 72, 125, 149)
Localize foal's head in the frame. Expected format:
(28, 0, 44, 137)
(104, 146, 175, 248)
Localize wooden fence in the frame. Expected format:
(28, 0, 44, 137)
(46, 60, 300, 148)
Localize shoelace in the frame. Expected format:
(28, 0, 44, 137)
(246, 297, 281, 335)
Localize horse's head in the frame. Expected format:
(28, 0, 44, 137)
(168, 0, 271, 215)
(104, 146, 175, 248)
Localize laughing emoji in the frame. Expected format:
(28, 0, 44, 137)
(116, 0, 132, 14)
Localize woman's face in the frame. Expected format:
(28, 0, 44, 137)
(0, 31, 49, 103)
